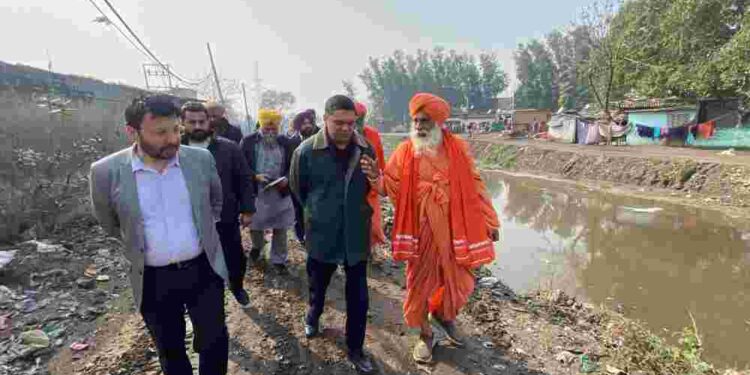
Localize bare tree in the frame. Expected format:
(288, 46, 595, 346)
(578, 0, 625, 122)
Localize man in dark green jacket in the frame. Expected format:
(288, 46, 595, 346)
(289, 95, 380, 374)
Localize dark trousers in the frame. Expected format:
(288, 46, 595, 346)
(215, 222, 246, 291)
(291, 195, 305, 242)
(305, 257, 369, 353)
(140, 254, 229, 375)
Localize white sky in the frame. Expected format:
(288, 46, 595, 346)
(2, 0, 589, 113)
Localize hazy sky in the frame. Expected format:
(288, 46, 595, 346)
(3, 0, 593, 112)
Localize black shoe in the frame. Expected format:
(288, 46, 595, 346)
(274, 264, 289, 275)
(348, 350, 375, 374)
(232, 288, 251, 309)
(250, 248, 261, 262)
(304, 322, 319, 338)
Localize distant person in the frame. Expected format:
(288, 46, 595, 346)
(206, 101, 243, 144)
(381, 93, 500, 364)
(288, 109, 320, 244)
(180, 101, 255, 308)
(239, 109, 296, 274)
(290, 95, 379, 374)
(530, 117, 540, 138)
(354, 101, 387, 248)
(90, 95, 229, 375)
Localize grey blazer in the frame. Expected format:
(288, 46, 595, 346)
(89, 145, 229, 309)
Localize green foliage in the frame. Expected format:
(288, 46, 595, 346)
(601, 0, 749, 103)
(358, 48, 508, 122)
(515, 40, 556, 110)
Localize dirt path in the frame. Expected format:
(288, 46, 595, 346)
(51, 230, 610, 375)
(471, 134, 750, 166)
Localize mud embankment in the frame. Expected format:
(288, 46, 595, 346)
(470, 141, 750, 217)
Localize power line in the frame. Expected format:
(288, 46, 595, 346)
(98, 0, 203, 86)
(85, 0, 151, 62)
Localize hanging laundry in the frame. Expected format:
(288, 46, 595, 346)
(668, 126, 688, 139)
(654, 127, 661, 139)
(697, 120, 716, 139)
(686, 131, 696, 145)
(636, 124, 654, 138)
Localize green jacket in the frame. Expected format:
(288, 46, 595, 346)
(290, 130, 375, 265)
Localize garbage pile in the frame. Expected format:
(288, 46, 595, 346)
(0, 219, 130, 375)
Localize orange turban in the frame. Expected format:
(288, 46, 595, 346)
(408, 93, 451, 124)
(354, 102, 368, 118)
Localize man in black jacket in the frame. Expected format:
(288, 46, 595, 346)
(206, 102, 244, 144)
(287, 109, 320, 244)
(239, 109, 296, 274)
(181, 102, 255, 307)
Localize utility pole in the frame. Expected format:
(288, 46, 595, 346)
(206, 43, 225, 104)
(241, 83, 252, 133)
(253, 61, 262, 115)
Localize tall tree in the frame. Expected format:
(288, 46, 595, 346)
(514, 40, 555, 109)
(577, 0, 627, 119)
(358, 47, 507, 121)
(342, 80, 357, 98)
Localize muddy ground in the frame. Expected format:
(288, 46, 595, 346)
(35, 223, 617, 375)
(469, 135, 750, 220)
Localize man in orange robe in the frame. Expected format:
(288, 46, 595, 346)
(380, 93, 500, 363)
(354, 102, 387, 247)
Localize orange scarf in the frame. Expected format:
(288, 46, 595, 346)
(391, 130, 495, 268)
(363, 126, 386, 246)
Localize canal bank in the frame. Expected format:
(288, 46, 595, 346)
(468, 136, 750, 220)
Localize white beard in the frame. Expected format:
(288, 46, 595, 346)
(410, 127, 443, 156)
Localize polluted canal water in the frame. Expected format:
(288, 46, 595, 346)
(483, 171, 750, 368)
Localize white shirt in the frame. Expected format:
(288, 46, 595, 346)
(132, 152, 203, 266)
(189, 139, 210, 149)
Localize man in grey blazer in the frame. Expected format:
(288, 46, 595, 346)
(90, 95, 230, 375)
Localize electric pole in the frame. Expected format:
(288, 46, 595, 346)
(242, 83, 252, 133)
(206, 43, 225, 104)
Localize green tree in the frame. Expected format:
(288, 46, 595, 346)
(515, 40, 555, 109)
(358, 48, 507, 122)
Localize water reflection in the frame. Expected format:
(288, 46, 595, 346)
(484, 172, 750, 367)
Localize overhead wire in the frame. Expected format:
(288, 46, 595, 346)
(95, 0, 204, 86)
(85, 0, 151, 62)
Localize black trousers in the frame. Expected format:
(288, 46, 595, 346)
(291, 195, 305, 243)
(305, 257, 369, 353)
(216, 222, 246, 291)
(140, 254, 229, 375)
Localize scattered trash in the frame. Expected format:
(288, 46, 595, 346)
(19, 298, 39, 313)
(0, 314, 12, 338)
(555, 350, 577, 365)
(579, 354, 599, 373)
(718, 148, 736, 156)
(70, 338, 94, 360)
(482, 341, 496, 349)
(492, 364, 507, 371)
(44, 324, 66, 339)
(606, 365, 626, 374)
(96, 275, 110, 282)
(0, 250, 17, 269)
(477, 277, 499, 288)
(23, 240, 65, 254)
(20, 329, 50, 349)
